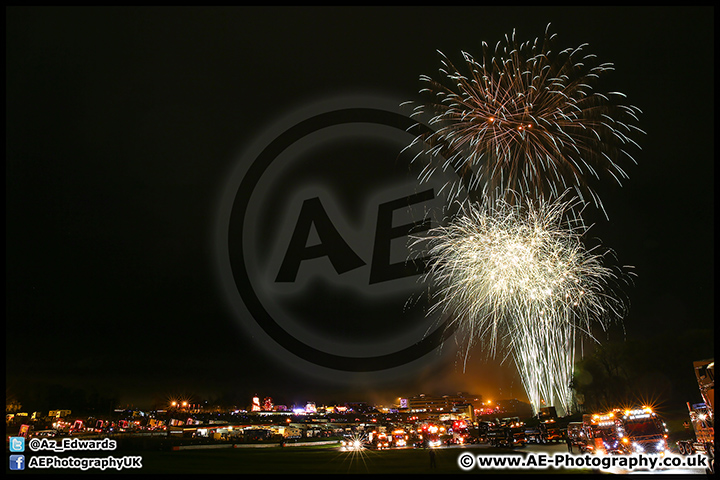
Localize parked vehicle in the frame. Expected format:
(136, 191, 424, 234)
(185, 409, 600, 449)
(566, 421, 584, 448)
(676, 359, 714, 474)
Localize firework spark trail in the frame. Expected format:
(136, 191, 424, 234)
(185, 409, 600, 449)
(414, 196, 628, 415)
(403, 24, 644, 217)
(510, 313, 575, 414)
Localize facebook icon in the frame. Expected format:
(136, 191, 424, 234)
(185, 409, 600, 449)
(9, 455, 25, 471)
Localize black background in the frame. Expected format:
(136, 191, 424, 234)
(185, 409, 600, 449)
(7, 7, 714, 411)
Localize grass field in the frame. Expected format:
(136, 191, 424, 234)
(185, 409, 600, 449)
(128, 444, 592, 475)
(142, 445, 447, 474)
(5, 441, 606, 475)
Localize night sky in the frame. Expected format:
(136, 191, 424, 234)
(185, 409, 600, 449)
(6, 7, 714, 411)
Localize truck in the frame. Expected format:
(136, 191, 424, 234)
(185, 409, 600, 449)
(537, 406, 557, 421)
(541, 418, 564, 443)
(576, 408, 669, 455)
(524, 407, 563, 444)
(615, 406, 669, 455)
(524, 423, 546, 444)
(417, 423, 442, 448)
(676, 358, 714, 473)
(566, 421, 584, 448)
(576, 412, 624, 455)
(391, 428, 409, 447)
(487, 418, 526, 448)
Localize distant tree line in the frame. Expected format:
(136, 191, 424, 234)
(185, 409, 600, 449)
(10, 383, 119, 416)
(572, 328, 713, 413)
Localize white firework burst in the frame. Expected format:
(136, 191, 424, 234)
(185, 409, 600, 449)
(414, 194, 629, 415)
(404, 24, 644, 218)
